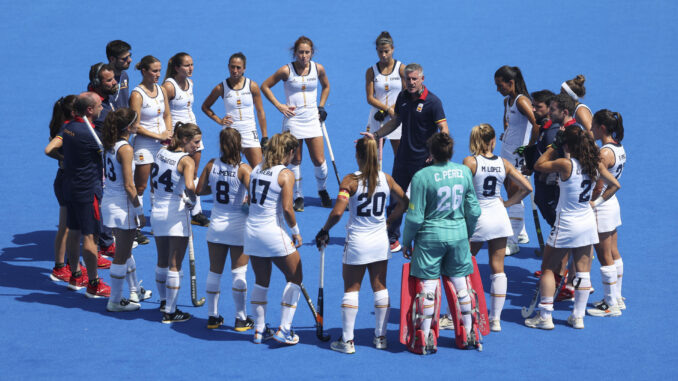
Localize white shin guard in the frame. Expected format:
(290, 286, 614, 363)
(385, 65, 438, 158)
(251, 284, 268, 332)
(280, 282, 301, 332)
(314, 161, 328, 191)
(572, 272, 591, 318)
(289, 164, 302, 199)
(489, 273, 507, 321)
(341, 291, 359, 341)
(231, 265, 248, 320)
(206, 271, 222, 318)
(109, 263, 127, 304)
(374, 289, 389, 338)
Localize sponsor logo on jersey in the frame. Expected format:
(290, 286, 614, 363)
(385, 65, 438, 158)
(416, 103, 423, 112)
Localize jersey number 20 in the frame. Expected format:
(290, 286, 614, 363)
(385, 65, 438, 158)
(356, 192, 386, 217)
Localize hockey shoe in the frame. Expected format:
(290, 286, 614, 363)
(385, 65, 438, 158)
(107, 298, 140, 312)
(567, 314, 584, 329)
(50, 264, 71, 282)
(234, 316, 255, 332)
(524, 314, 554, 330)
(319, 190, 332, 208)
(293, 197, 304, 212)
(68, 271, 89, 291)
(331, 338, 356, 354)
(390, 240, 402, 253)
(191, 212, 210, 227)
(207, 315, 224, 329)
(272, 327, 299, 345)
(439, 314, 454, 330)
(162, 309, 192, 324)
(490, 319, 501, 332)
(253, 325, 276, 344)
(587, 301, 621, 317)
(129, 284, 153, 303)
(505, 241, 520, 256)
(85, 278, 111, 298)
(373, 335, 387, 350)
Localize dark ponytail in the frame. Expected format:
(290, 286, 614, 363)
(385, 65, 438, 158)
(593, 109, 624, 142)
(49, 95, 77, 139)
(495, 65, 530, 98)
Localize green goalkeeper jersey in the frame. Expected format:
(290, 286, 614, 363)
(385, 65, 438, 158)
(402, 161, 481, 245)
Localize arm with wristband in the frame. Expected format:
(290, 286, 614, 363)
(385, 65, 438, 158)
(315, 176, 354, 249)
(279, 168, 302, 247)
(591, 162, 621, 208)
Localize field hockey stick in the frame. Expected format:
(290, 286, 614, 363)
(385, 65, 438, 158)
(317, 246, 327, 341)
(185, 208, 205, 307)
(521, 283, 540, 318)
(300, 283, 331, 341)
(529, 189, 545, 257)
(81, 116, 103, 151)
(321, 121, 341, 186)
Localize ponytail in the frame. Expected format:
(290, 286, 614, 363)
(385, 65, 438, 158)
(355, 138, 379, 197)
(49, 95, 77, 139)
(262, 132, 299, 170)
(593, 109, 624, 142)
(495, 65, 530, 98)
(219, 128, 242, 166)
(102, 108, 137, 151)
(168, 122, 202, 151)
(469, 124, 495, 156)
(165, 52, 190, 80)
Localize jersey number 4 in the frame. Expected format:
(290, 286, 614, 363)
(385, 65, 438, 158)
(150, 163, 174, 192)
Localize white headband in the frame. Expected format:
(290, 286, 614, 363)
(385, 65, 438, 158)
(561, 82, 579, 101)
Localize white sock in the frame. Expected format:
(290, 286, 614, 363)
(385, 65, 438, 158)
(150, 192, 155, 210)
(314, 161, 328, 191)
(288, 164, 303, 199)
(280, 282, 301, 332)
(165, 271, 181, 314)
(600, 265, 618, 307)
(232, 265, 248, 320)
(109, 263, 126, 304)
(341, 291, 359, 341)
(155, 266, 168, 302)
(374, 289, 389, 338)
(206, 271, 222, 318)
(572, 272, 591, 318)
(489, 273, 507, 321)
(538, 296, 554, 319)
(191, 178, 202, 216)
(508, 202, 525, 243)
(126, 256, 139, 293)
(251, 284, 268, 332)
(452, 277, 472, 337)
(419, 280, 438, 339)
(615, 258, 624, 299)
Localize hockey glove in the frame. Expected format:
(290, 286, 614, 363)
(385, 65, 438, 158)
(318, 106, 327, 122)
(315, 228, 329, 249)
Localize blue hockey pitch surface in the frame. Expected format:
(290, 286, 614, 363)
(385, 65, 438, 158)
(1, 1, 676, 379)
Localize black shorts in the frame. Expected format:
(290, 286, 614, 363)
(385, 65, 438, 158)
(66, 196, 101, 236)
(53, 170, 66, 206)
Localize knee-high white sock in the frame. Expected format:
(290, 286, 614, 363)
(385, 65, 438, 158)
(374, 289, 389, 338)
(191, 178, 202, 216)
(280, 282, 301, 332)
(452, 277, 472, 336)
(288, 164, 303, 199)
(508, 202, 525, 243)
(150, 192, 155, 210)
(419, 280, 438, 339)
(314, 161, 328, 191)
(165, 270, 181, 314)
(206, 271, 222, 318)
(341, 291, 359, 341)
(600, 265, 618, 307)
(572, 272, 591, 318)
(231, 265, 248, 320)
(251, 284, 268, 332)
(109, 263, 126, 304)
(538, 296, 554, 319)
(489, 273, 507, 321)
(615, 258, 624, 299)
(155, 266, 168, 302)
(126, 256, 139, 293)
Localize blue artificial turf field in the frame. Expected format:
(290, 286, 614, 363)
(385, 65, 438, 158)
(1, 1, 677, 379)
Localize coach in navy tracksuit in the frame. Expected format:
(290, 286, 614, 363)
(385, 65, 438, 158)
(366, 63, 449, 252)
(62, 92, 109, 296)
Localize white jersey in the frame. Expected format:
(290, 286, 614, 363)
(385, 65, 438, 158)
(165, 78, 196, 124)
(152, 148, 188, 203)
(133, 84, 166, 135)
(503, 94, 531, 147)
(209, 160, 247, 216)
(556, 158, 593, 214)
(471, 155, 506, 205)
(283, 61, 319, 121)
(367, 61, 403, 138)
(223, 77, 256, 132)
(104, 140, 133, 198)
(599, 142, 626, 203)
(247, 164, 285, 225)
(346, 171, 390, 234)
(574, 103, 592, 127)
(372, 61, 402, 108)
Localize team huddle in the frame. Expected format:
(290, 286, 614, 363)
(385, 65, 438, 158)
(45, 32, 626, 354)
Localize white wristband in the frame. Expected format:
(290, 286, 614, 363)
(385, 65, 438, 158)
(290, 224, 300, 235)
(592, 197, 604, 207)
